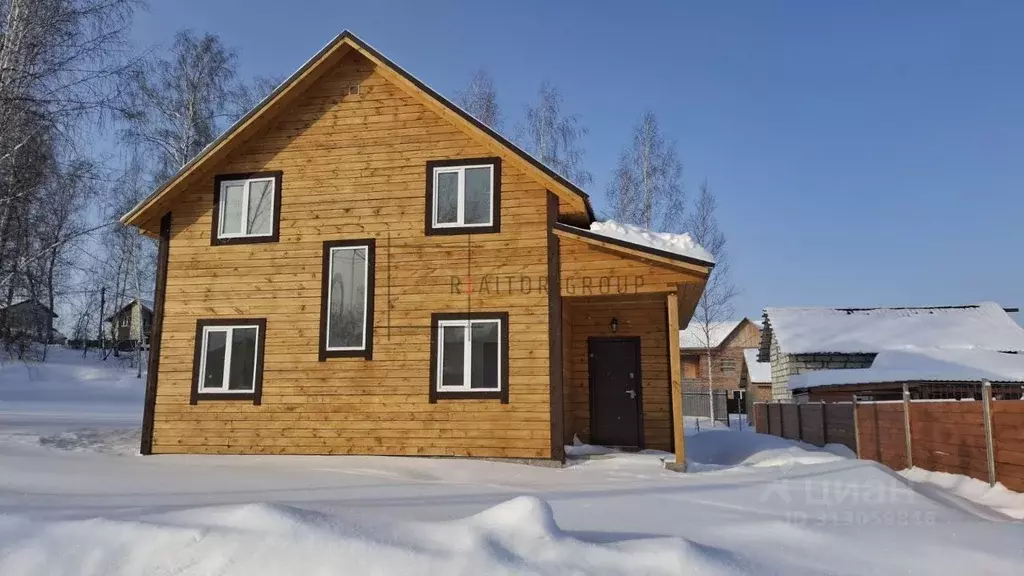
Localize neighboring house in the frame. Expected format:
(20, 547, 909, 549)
(758, 302, 1024, 402)
(0, 300, 58, 343)
(741, 348, 771, 414)
(106, 298, 154, 350)
(679, 318, 761, 393)
(118, 31, 715, 459)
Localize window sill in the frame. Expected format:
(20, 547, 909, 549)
(210, 234, 279, 247)
(319, 348, 372, 361)
(430, 389, 506, 403)
(190, 391, 260, 405)
(424, 224, 500, 236)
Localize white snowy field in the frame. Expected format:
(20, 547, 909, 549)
(1, 349, 1023, 575)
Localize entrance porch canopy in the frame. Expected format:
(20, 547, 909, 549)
(553, 223, 712, 465)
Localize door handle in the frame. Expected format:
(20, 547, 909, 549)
(625, 390, 636, 399)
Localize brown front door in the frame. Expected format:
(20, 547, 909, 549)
(588, 337, 642, 448)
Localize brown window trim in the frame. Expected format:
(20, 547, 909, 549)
(428, 311, 509, 403)
(211, 171, 282, 246)
(319, 239, 375, 361)
(424, 157, 501, 236)
(190, 318, 267, 405)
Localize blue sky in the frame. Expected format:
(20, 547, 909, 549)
(131, 1, 1024, 320)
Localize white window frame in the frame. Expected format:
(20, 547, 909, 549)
(435, 318, 502, 392)
(197, 324, 260, 394)
(324, 244, 371, 352)
(431, 164, 494, 228)
(217, 177, 276, 239)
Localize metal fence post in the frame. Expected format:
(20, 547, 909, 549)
(982, 380, 997, 487)
(821, 400, 828, 445)
(902, 383, 913, 469)
(852, 394, 861, 459)
(778, 401, 785, 438)
(795, 402, 803, 442)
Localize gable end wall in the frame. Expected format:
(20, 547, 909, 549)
(150, 51, 553, 458)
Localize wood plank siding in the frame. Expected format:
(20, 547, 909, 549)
(151, 51, 553, 458)
(562, 295, 673, 451)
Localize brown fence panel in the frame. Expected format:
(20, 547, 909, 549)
(856, 403, 908, 472)
(909, 401, 988, 482)
(824, 403, 856, 452)
(781, 404, 801, 440)
(800, 403, 825, 446)
(768, 404, 782, 436)
(992, 401, 1024, 492)
(754, 403, 768, 433)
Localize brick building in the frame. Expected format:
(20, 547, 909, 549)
(759, 303, 1024, 401)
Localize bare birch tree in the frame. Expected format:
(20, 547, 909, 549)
(685, 180, 738, 422)
(516, 81, 592, 188)
(455, 69, 501, 130)
(120, 29, 240, 183)
(606, 110, 685, 231)
(229, 74, 284, 119)
(0, 0, 138, 352)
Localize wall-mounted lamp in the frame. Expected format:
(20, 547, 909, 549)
(610, 317, 619, 333)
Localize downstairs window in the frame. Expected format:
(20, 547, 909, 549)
(191, 319, 266, 405)
(429, 312, 509, 403)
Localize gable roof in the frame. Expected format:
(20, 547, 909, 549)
(680, 319, 746, 350)
(120, 31, 594, 231)
(106, 298, 154, 321)
(761, 302, 1024, 357)
(742, 348, 772, 384)
(0, 299, 57, 318)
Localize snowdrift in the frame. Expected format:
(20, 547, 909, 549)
(0, 497, 746, 576)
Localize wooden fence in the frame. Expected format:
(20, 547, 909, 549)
(754, 391, 1024, 492)
(754, 401, 857, 453)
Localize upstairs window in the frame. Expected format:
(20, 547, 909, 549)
(212, 171, 282, 245)
(425, 158, 501, 235)
(429, 312, 509, 403)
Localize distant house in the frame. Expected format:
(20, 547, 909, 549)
(106, 298, 154, 350)
(679, 318, 762, 394)
(741, 348, 771, 414)
(758, 302, 1024, 402)
(0, 300, 58, 343)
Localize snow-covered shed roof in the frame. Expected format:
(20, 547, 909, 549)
(762, 302, 1024, 356)
(680, 320, 744, 350)
(743, 348, 772, 384)
(588, 220, 715, 265)
(788, 349, 1024, 389)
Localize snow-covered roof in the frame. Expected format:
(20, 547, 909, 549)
(588, 220, 715, 265)
(764, 302, 1024, 355)
(742, 349, 772, 384)
(789, 349, 1024, 389)
(680, 320, 744, 349)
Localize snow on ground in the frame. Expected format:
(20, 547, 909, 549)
(901, 468, 1024, 520)
(0, 347, 143, 449)
(1, 349, 1023, 574)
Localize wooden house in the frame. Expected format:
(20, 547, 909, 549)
(0, 300, 58, 344)
(119, 31, 714, 460)
(107, 298, 154, 350)
(679, 318, 761, 393)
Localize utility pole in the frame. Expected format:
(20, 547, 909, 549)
(98, 286, 105, 360)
